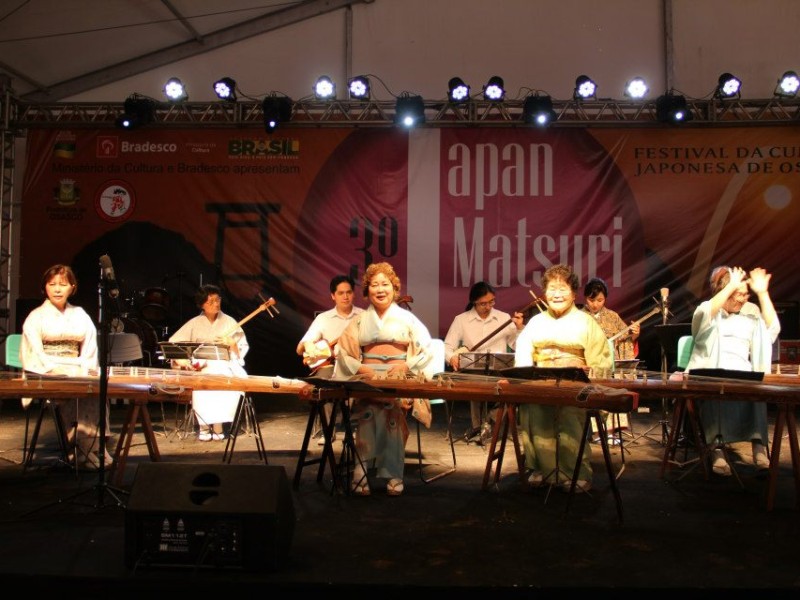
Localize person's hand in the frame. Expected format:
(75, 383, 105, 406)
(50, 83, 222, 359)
(449, 355, 460, 370)
(747, 267, 771, 295)
(387, 363, 410, 378)
(728, 266, 747, 288)
(630, 321, 640, 337)
(512, 312, 525, 330)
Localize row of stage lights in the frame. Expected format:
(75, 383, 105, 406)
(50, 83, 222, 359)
(117, 71, 800, 131)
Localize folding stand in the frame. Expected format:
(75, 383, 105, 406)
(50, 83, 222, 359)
(222, 395, 267, 464)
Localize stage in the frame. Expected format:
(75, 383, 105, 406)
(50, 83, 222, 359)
(0, 397, 798, 596)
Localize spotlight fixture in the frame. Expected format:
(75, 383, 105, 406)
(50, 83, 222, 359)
(348, 76, 370, 100)
(775, 70, 800, 98)
(522, 94, 557, 126)
(447, 77, 470, 102)
(394, 95, 425, 128)
(656, 93, 693, 124)
(213, 77, 237, 101)
(262, 96, 292, 133)
(573, 75, 597, 101)
(314, 76, 336, 100)
(715, 73, 741, 100)
(483, 76, 505, 101)
(624, 77, 649, 100)
(163, 77, 188, 102)
(115, 96, 156, 130)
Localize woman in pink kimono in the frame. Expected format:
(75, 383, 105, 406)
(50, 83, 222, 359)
(334, 262, 434, 497)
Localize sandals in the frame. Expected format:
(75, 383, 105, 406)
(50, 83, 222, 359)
(351, 476, 371, 496)
(712, 448, 732, 476)
(386, 478, 404, 496)
(351, 464, 371, 496)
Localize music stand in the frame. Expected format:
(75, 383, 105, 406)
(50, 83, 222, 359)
(498, 366, 591, 383)
(158, 341, 230, 362)
(497, 366, 591, 498)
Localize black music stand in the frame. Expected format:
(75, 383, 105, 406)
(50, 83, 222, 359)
(158, 341, 230, 362)
(630, 323, 692, 447)
(498, 366, 592, 499)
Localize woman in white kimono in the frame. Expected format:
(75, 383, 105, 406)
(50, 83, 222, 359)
(515, 264, 613, 493)
(169, 284, 249, 441)
(684, 266, 779, 476)
(335, 262, 434, 497)
(21, 264, 101, 468)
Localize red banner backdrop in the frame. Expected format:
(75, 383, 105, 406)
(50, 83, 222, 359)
(21, 126, 800, 377)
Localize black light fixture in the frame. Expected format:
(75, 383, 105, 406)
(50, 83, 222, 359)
(115, 95, 156, 130)
(573, 75, 597, 101)
(348, 76, 370, 100)
(624, 77, 648, 100)
(262, 96, 292, 133)
(656, 93, 693, 124)
(483, 76, 505, 101)
(715, 73, 741, 100)
(447, 77, 470, 102)
(394, 95, 425, 128)
(213, 77, 237, 101)
(163, 77, 188, 102)
(775, 70, 800, 98)
(314, 75, 336, 100)
(522, 94, 557, 126)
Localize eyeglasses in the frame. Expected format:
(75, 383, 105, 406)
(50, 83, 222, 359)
(732, 292, 750, 301)
(475, 299, 496, 308)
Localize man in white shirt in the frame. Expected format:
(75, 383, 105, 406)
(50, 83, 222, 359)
(296, 274, 364, 442)
(443, 281, 524, 443)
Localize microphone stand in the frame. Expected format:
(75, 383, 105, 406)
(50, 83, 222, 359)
(95, 271, 128, 509)
(19, 267, 129, 518)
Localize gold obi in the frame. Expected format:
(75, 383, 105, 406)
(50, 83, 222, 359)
(42, 340, 80, 357)
(532, 344, 586, 368)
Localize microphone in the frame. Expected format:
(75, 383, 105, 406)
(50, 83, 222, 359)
(99, 254, 120, 298)
(660, 287, 670, 324)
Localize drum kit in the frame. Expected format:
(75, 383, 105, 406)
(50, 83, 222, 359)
(110, 286, 171, 367)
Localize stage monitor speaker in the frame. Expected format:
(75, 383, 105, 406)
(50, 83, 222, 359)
(124, 463, 295, 572)
(774, 301, 800, 340)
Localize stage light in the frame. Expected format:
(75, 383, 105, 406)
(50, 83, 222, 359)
(348, 76, 370, 100)
(262, 96, 292, 133)
(573, 75, 597, 101)
(656, 93, 693, 124)
(394, 95, 425, 128)
(522, 94, 557, 126)
(213, 77, 237, 101)
(447, 77, 470, 102)
(163, 77, 188, 102)
(483, 76, 505, 101)
(314, 76, 336, 100)
(715, 73, 741, 100)
(115, 96, 156, 130)
(775, 71, 800, 98)
(624, 77, 648, 100)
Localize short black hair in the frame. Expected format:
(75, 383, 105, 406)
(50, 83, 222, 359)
(330, 274, 356, 294)
(466, 281, 495, 311)
(194, 284, 222, 309)
(584, 277, 608, 299)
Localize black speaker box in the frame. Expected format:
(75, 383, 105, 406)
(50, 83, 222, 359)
(124, 463, 295, 572)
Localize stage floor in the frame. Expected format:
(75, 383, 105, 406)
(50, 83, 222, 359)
(0, 397, 798, 596)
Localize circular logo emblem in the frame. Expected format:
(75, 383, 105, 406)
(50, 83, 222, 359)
(94, 180, 136, 222)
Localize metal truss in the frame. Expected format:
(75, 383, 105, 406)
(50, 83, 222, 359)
(0, 80, 19, 339)
(10, 96, 800, 129)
